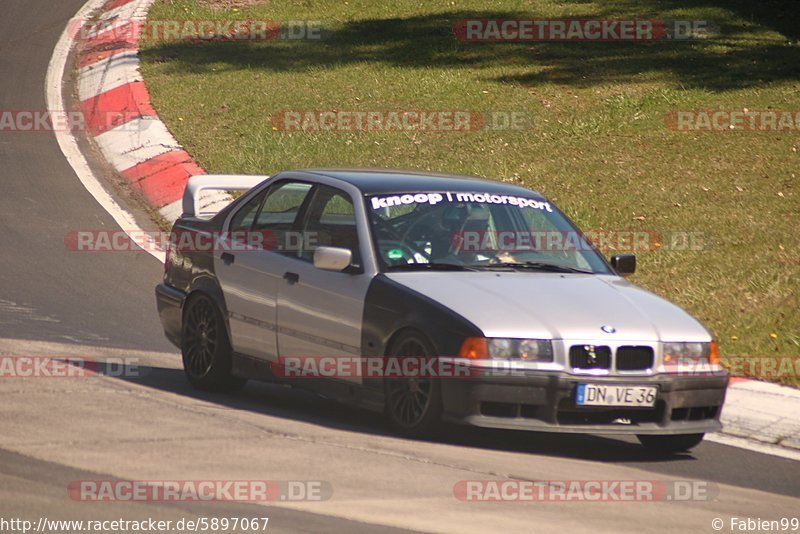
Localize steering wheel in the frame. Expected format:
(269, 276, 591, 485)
(400, 209, 441, 243)
(373, 219, 431, 263)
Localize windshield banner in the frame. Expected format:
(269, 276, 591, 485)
(370, 192, 553, 212)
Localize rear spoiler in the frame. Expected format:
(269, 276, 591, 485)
(182, 175, 269, 218)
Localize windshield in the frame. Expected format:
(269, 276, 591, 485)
(366, 191, 612, 274)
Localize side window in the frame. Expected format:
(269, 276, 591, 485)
(229, 189, 266, 232)
(320, 194, 354, 224)
(300, 186, 360, 265)
(252, 181, 313, 253)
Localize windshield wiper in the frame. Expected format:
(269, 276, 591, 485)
(386, 262, 478, 272)
(476, 261, 594, 274)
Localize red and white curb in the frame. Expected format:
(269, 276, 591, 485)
(49, 0, 800, 461)
(73, 0, 229, 223)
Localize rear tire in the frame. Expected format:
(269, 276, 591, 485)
(384, 331, 443, 437)
(637, 433, 704, 453)
(181, 293, 246, 393)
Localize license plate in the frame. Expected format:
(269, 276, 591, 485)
(576, 384, 657, 407)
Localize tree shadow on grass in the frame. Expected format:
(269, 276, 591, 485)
(137, 2, 800, 93)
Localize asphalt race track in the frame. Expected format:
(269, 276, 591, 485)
(0, 1, 797, 532)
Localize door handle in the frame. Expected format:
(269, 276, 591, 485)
(221, 252, 235, 265)
(283, 271, 300, 284)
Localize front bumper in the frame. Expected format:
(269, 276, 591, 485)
(155, 283, 186, 348)
(441, 371, 728, 435)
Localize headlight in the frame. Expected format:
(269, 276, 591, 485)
(459, 337, 553, 362)
(663, 341, 719, 364)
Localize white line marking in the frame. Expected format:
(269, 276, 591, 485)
(46, 0, 164, 263)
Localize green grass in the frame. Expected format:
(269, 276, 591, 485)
(139, 0, 800, 385)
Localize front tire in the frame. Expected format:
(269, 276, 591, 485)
(384, 331, 443, 437)
(637, 433, 704, 453)
(181, 293, 246, 393)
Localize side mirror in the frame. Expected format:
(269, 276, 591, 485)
(610, 254, 636, 276)
(313, 246, 352, 272)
